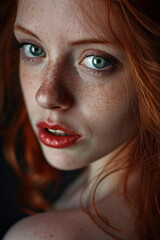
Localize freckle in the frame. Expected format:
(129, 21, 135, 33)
(50, 234, 54, 237)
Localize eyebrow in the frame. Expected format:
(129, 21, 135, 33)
(69, 39, 110, 46)
(14, 24, 41, 41)
(14, 24, 112, 46)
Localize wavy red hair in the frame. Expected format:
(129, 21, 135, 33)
(0, 0, 159, 239)
(0, 0, 61, 214)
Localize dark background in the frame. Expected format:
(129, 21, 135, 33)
(0, 139, 27, 239)
(0, 138, 82, 239)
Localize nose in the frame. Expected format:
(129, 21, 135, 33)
(35, 65, 73, 110)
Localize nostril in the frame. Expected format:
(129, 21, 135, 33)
(52, 106, 62, 110)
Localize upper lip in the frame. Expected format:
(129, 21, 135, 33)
(37, 120, 81, 136)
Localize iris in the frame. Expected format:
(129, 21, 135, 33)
(92, 56, 107, 69)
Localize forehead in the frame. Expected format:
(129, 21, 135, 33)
(15, 0, 117, 44)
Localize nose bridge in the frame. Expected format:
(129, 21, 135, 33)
(44, 56, 62, 88)
(37, 58, 62, 101)
(35, 57, 73, 110)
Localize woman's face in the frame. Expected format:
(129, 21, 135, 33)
(14, 0, 138, 170)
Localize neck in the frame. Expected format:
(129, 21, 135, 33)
(85, 137, 139, 202)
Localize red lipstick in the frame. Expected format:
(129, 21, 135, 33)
(37, 121, 82, 148)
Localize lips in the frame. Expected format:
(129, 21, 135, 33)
(37, 121, 82, 148)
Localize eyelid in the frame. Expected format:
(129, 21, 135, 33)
(16, 41, 46, 63)
(79, 50, 118, 70)
(80, 55, 117, 67)
(77, 49, 119, 77)
(16, 38, 44, 48)
(16, 42, 45, 54)
(79, 49, 118, 64)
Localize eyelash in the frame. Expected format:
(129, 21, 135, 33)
(80, 54, 118, 77)
(16, 42, 45, 63)
(16, 42, 118, 77)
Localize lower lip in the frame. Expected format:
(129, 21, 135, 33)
(38, 128, 81, 148)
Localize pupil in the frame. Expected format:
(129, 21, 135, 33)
(93, 57, 106, 68)
(30, 45, 42, 56)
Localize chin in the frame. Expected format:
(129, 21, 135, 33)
(40, 146, 85, 171)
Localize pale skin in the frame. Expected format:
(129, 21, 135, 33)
(3, 0, 139, 239)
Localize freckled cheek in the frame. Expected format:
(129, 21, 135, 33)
(79, 81, 128, 127)
(19, 65, 40, 101)
(19, 66, 43, 127)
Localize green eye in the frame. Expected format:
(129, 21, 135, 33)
(82, 55, 114, 70)
(30, 45, 44, 56)
(23, 44, 45, 58)
(92, 56, 107, 69)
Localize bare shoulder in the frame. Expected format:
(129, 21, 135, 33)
(2, 209, 110, 240)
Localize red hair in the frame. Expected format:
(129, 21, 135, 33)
(0, 0, 160, 239)
(81, 1, 160, 239)
(0, 0, 61, 214)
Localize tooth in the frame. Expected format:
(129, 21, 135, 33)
(48, 129, 56, 133)
(47, 129, 71, 136)
(48, 129, 64, 134)
(56, 130, 66, 134)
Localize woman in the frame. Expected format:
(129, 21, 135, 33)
(1, 0, 160, 239)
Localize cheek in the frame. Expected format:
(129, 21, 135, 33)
(81, 78, 137, 155)
(80, 79, 130, 128)
(19, 63, 39, 114)
(83, 78, 137, 152)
